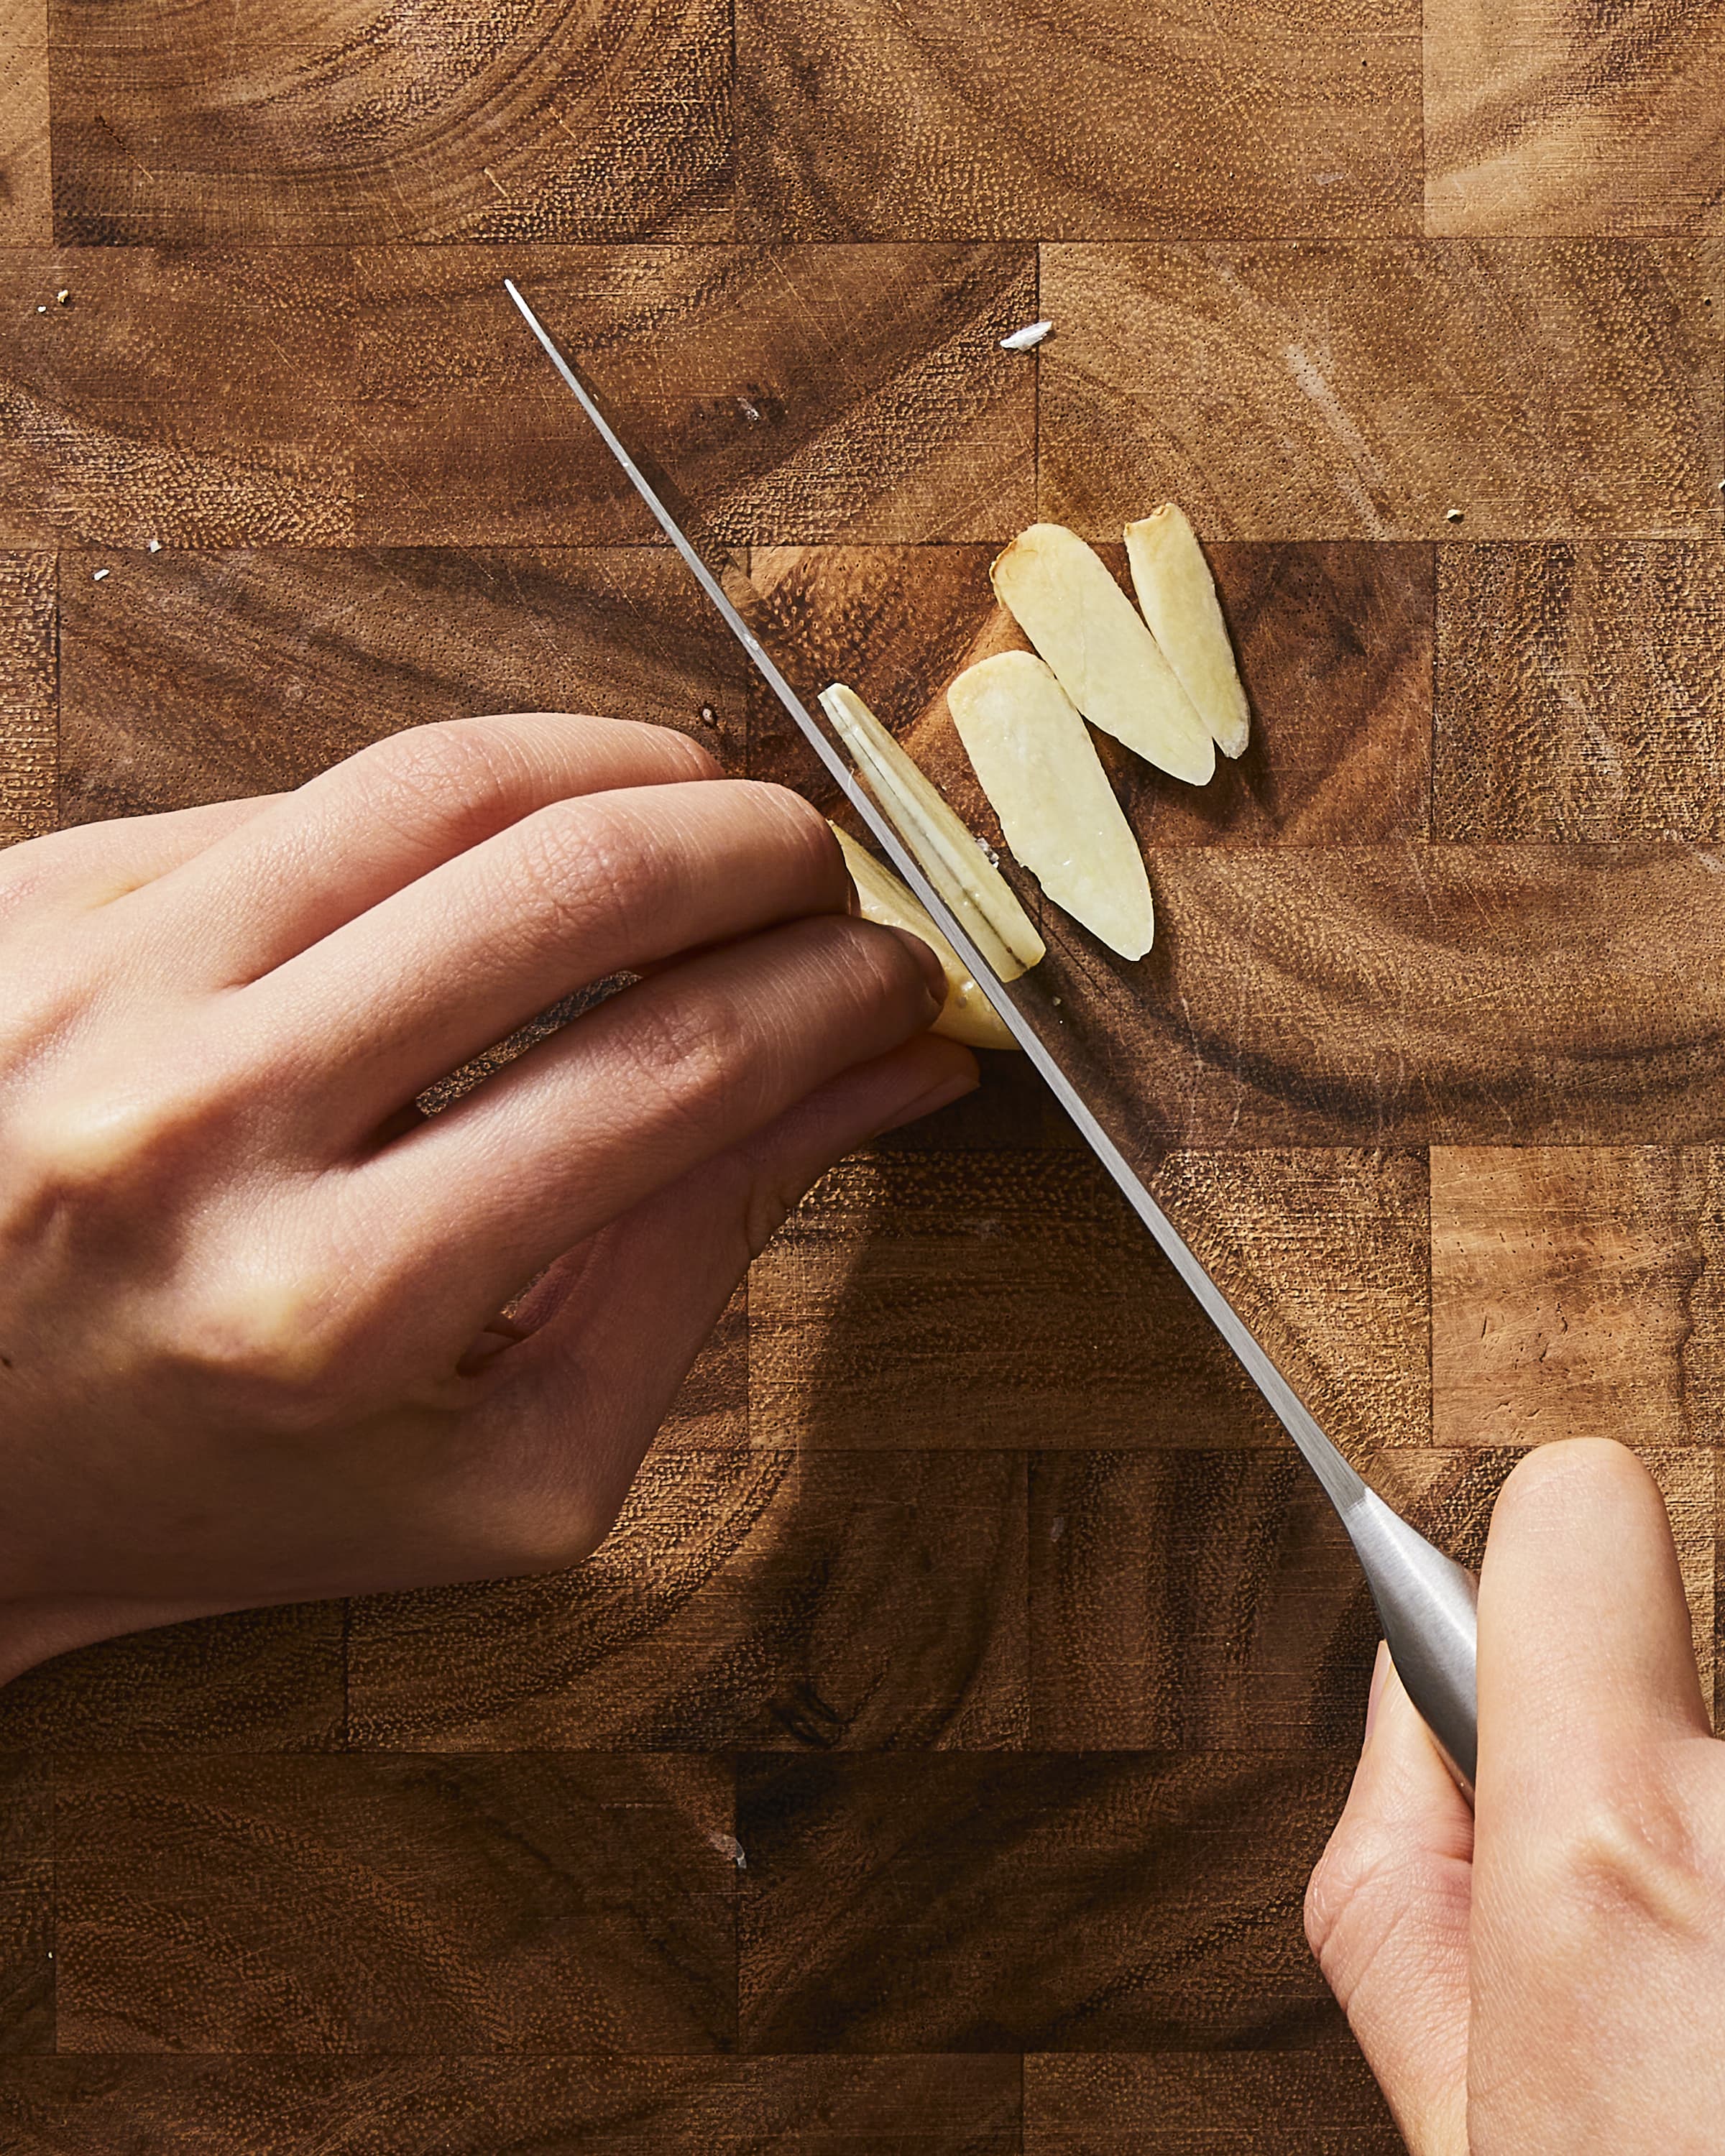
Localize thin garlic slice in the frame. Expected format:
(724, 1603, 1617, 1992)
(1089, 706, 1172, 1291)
(831, 826, 1016, 1051)
(990, 523, 1214, 786)
(1125, 505, 1249, 760)
(947, 650, 1154, 960)
(819, 683, 1044, 981)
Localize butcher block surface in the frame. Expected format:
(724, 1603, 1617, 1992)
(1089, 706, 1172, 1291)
(1, 1, 1723, 2147)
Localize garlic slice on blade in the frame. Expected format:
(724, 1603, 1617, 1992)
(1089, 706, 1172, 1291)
(990, 524, 1214, 786)
(1125, 505, 1249, 759)
(819, 683, 1044, 981)
(830, 826, 1016, 1051)
(947, 650, 1154, 960)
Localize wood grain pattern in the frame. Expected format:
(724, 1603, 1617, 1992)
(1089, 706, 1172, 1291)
(1029, 1452, 1376, 1751)
(1031, 1442, 1717, 1751)
(736, 0, 1421, 241)
(55, 1755, 737, 2052)
(0, 0, 48, 245)
(0, 2054, 1024, 2152)
(0, 1606, 344, 1754)
(0, 248, 352, 548)
(1025, 2051, 1398, 2152)
(1431, 1147, 1725, 1447)
(0, 550, 53, 841)
(0, 1757, 50, 2055)
(56, 544, 748, 824)
(347, 1449, 1027, 1751)
(744, 543, 1004, 808)
(1425, 0, 1725, 236)
(1040, 241, 1722, 538)
(1104, 543, 1433, 846)
(356, 245, 1036, 546)
(738, 1751, 1356, 2052)
(1435, 541, 1725, 839)
(749, 1149, 1430, 1455)
(1039, 845, 1725, 1148)
(49, 0, 733, 246)
(664, 1284, 750, 1448)
(1145, 1151, 1430, 1446)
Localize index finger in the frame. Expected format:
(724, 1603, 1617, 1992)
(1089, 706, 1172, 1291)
(1477, 1438, 1709, 1784)
(134, 711, 719, 985)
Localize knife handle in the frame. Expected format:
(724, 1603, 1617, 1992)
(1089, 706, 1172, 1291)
(1344, 1482, 1479, 1800)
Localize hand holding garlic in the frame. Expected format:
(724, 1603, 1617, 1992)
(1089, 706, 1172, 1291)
(0, 713, 975, 1680)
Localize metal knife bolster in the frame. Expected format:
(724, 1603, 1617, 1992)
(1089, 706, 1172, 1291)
(1344, 1485, 1480, 1787)
(502, 275, 1481, 1789)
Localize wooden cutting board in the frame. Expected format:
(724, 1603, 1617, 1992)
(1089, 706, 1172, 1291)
(1, 1, 1721, 2147)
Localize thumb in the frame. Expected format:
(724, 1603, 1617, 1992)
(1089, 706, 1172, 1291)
(496, 1033, 978, 1500)
(1305, 1643, 1473, 2156)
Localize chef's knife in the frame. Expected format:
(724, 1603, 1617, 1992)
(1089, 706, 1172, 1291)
(502, 275, 1481, 1788)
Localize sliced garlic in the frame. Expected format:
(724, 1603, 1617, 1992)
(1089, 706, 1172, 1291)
(947, 650, 1154, 960)
(831, 826, 1016, 1051)
(1124, 505, 1249, 760)
(990, 523, 1214, 786)
(819, 683, 1044, 981)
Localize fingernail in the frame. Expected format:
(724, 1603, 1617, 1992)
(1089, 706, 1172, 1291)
(875, 1068, 980, 1134)
(883, 925, 949, 1010)
(1363, 1641, 1392, 1740)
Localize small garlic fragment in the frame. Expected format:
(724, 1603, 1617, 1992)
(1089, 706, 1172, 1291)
(999, 321, 1054, 352)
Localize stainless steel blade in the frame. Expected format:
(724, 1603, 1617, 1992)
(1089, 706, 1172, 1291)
(502, 275, 1481, 1784)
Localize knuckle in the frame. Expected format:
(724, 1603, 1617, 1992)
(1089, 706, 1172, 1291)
(814, 913, 929, 1015)
(640, 720, 722, 783)
(1529, 1772, 1708, 1945)
(7, 1095, 164, 1193)
(1302, 1818, 1386, 1969)
(1301, 1813, 1455, 2011)
(170, 1266, 355, 1414)
(617, 987, 741, 1128)
(492, 1504, 610, 1580)
(707, 1144, 806, 1265)
(506, 801, 626, 939)
(451, 1439, 620, 1579)
(4, 1079, 221, 1208)
(364, 721, 530, 835)
(732, 779, 839, 867)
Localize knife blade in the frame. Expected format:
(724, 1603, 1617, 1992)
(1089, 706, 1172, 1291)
(502, 274, 1481, 1785)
